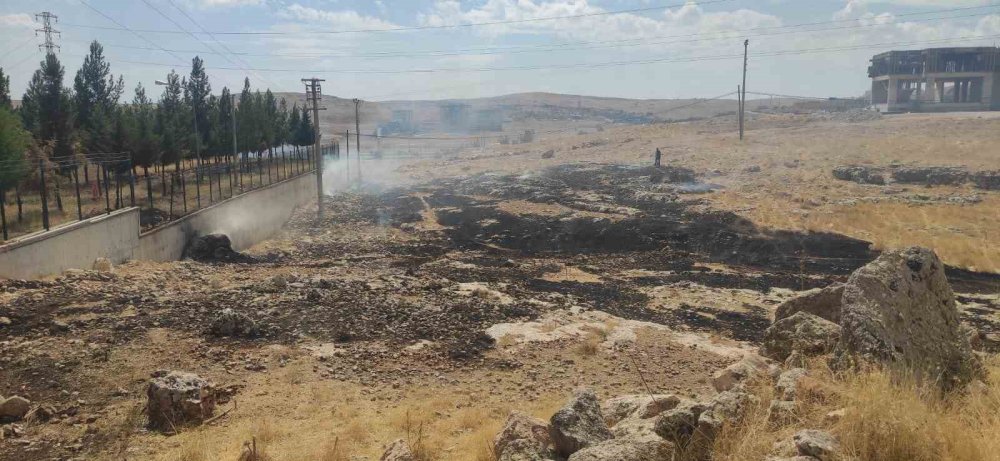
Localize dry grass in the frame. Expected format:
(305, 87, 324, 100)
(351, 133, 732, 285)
(712, 357, 1000, 461)
(137, 360, 567, 461)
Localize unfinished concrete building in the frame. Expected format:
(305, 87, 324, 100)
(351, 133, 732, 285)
(869, 47, 1000, 113)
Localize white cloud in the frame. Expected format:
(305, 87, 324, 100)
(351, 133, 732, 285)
(860, 0, 990, 6)
(278, 4, 400, 31)
(190, 0, 264, 7)
(0, 13, 37, 28)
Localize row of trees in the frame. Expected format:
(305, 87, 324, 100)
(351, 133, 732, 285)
(0, 41, 317, 188)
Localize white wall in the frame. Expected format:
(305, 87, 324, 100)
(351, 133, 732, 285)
(0, 173, 317, 279)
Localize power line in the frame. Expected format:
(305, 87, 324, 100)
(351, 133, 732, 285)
(54, 6, 995, 61)
(163, 0, 282, 90)
(2, 36, 38, 61)
(76, 32, 1000, 75)
(77, 0, 187, 64)
(60, 0, 737, 36)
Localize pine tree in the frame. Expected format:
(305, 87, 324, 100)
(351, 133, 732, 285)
(297, 105, 313, 148)
(0, 107, 30, 188)
(217, 87, 235, 161)
(287, 102, 300, 155)
(157, 70, 183, 169)
(131, 83, 159, 169)
(0, 67, 11, 110)
(21, 54, 74, 162)
(186, 57, 211, 163)
(74, 41, 124, 156)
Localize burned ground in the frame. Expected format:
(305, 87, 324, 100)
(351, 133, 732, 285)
(1, 163, 998, 460)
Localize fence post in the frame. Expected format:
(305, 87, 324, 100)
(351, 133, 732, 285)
(1, 187, 7, 241)
(39, 159, 50, 231)
(208, 162, 214, 204)
(103, 165, 111, 214)
(146, 169, 154, 210)
(181, 170, 187, 213)
(228, 156, 234, 199)
(128, 160, 136, 207)
(195, 163, 202, 209)
(73, 167, 82, 220)
(168, 172, 175, 219)
(15, 185, 22, 222)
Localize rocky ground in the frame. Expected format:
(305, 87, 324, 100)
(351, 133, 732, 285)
(1, 113, 999, 460)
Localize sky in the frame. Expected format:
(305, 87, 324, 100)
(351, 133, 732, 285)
(2, 0, 1000, 102)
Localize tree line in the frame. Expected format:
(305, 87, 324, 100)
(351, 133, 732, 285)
(0, 40, 316, 188)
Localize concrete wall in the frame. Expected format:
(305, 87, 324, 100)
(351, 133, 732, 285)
(137, 172, 316, 262)
(0, 172, 317, 279)
(0, 208, 140, 280)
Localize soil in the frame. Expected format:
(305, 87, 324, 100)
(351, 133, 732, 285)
(1, 111, 999, 460)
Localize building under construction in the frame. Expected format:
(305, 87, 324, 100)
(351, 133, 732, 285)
(869, 47, 1000, 113)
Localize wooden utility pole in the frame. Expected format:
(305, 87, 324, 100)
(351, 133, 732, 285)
(353, 98, 362, 184)
(740, 39, 749, 141)
(302, 78, 326, 219)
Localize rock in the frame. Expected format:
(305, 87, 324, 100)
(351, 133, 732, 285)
(768, 399, 796, 423)
(601, 394, 679, 426)
(774, 283, 844, 324)
(712, 355, 774, 392)
(567, 435, 672, 461)
(146, 371, 216, 429)
(498, 439, 547, 461)
(208, 308, 260, 338)
(891, 166, 968, 186)
(0, 396, 31, 421)
(793, 430, 838, 461)
(653, 399, 706, 443)
(761, 312, 841, 361)
(823, 408, 846, 423)
(832, 166, 885, 185)
(775, 368, 808, 401)
(493, 412, 551, 459)
(768, 457, 820, 461)
(185, 233, 251, 262)
(834, 247, 984, 389)
(0, 316, 10, 327)
(541, 150, 555, 159)
(971, 170, 1000, 190)
(610, 417, 659, 440)
(549, 388, 614, 457)
(380, 439, 415, 461)
(92, 257, 113, 273)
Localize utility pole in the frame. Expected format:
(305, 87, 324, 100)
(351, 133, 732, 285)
(35, 12, 60, 54)
(302, 78, 326, 220)
(353, 98, 362, 185)
(740, 39, 749, 141)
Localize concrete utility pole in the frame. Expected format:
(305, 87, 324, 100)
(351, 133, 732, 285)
(740, 39, 749, 141)
(302, 78, 326, 219)
(35, 12, 60, 54)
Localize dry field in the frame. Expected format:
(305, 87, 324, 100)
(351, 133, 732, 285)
(398, 111, 1000, 273)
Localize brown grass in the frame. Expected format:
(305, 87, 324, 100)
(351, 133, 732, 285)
(712, 357, 1000, 461)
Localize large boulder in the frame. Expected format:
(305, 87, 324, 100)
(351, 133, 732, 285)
(793, 430, 838, 461)
(549, 388, 614, 457)
(833, 247, 984, 389)
(653, 400, 707, 443)
(711, 355, 777, 392)
(493, 412, 551, 460)
(498, 439, 547, 461)
(185, 233, 252, 262)
(146, 371, 216, 429)
(0, 396, 31, 421)
(380, 439, 415, 461)
(601, 394, 679, 426)
(209, 308, 260, 338)
(774, 283, 844, 324)
(567, 435, 672, 461)
(761, 312, 841, 361)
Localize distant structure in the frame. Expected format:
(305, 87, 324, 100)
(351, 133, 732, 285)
(869, 47, 1000, 113)
(377, 109, 415, 136)
(440, 102, 469, 132)
(472, 108, 504, 132)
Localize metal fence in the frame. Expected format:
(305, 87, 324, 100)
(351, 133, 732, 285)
(0, 146, 321, 242)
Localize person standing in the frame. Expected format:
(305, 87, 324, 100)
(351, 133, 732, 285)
(654, 148, 662, 167)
